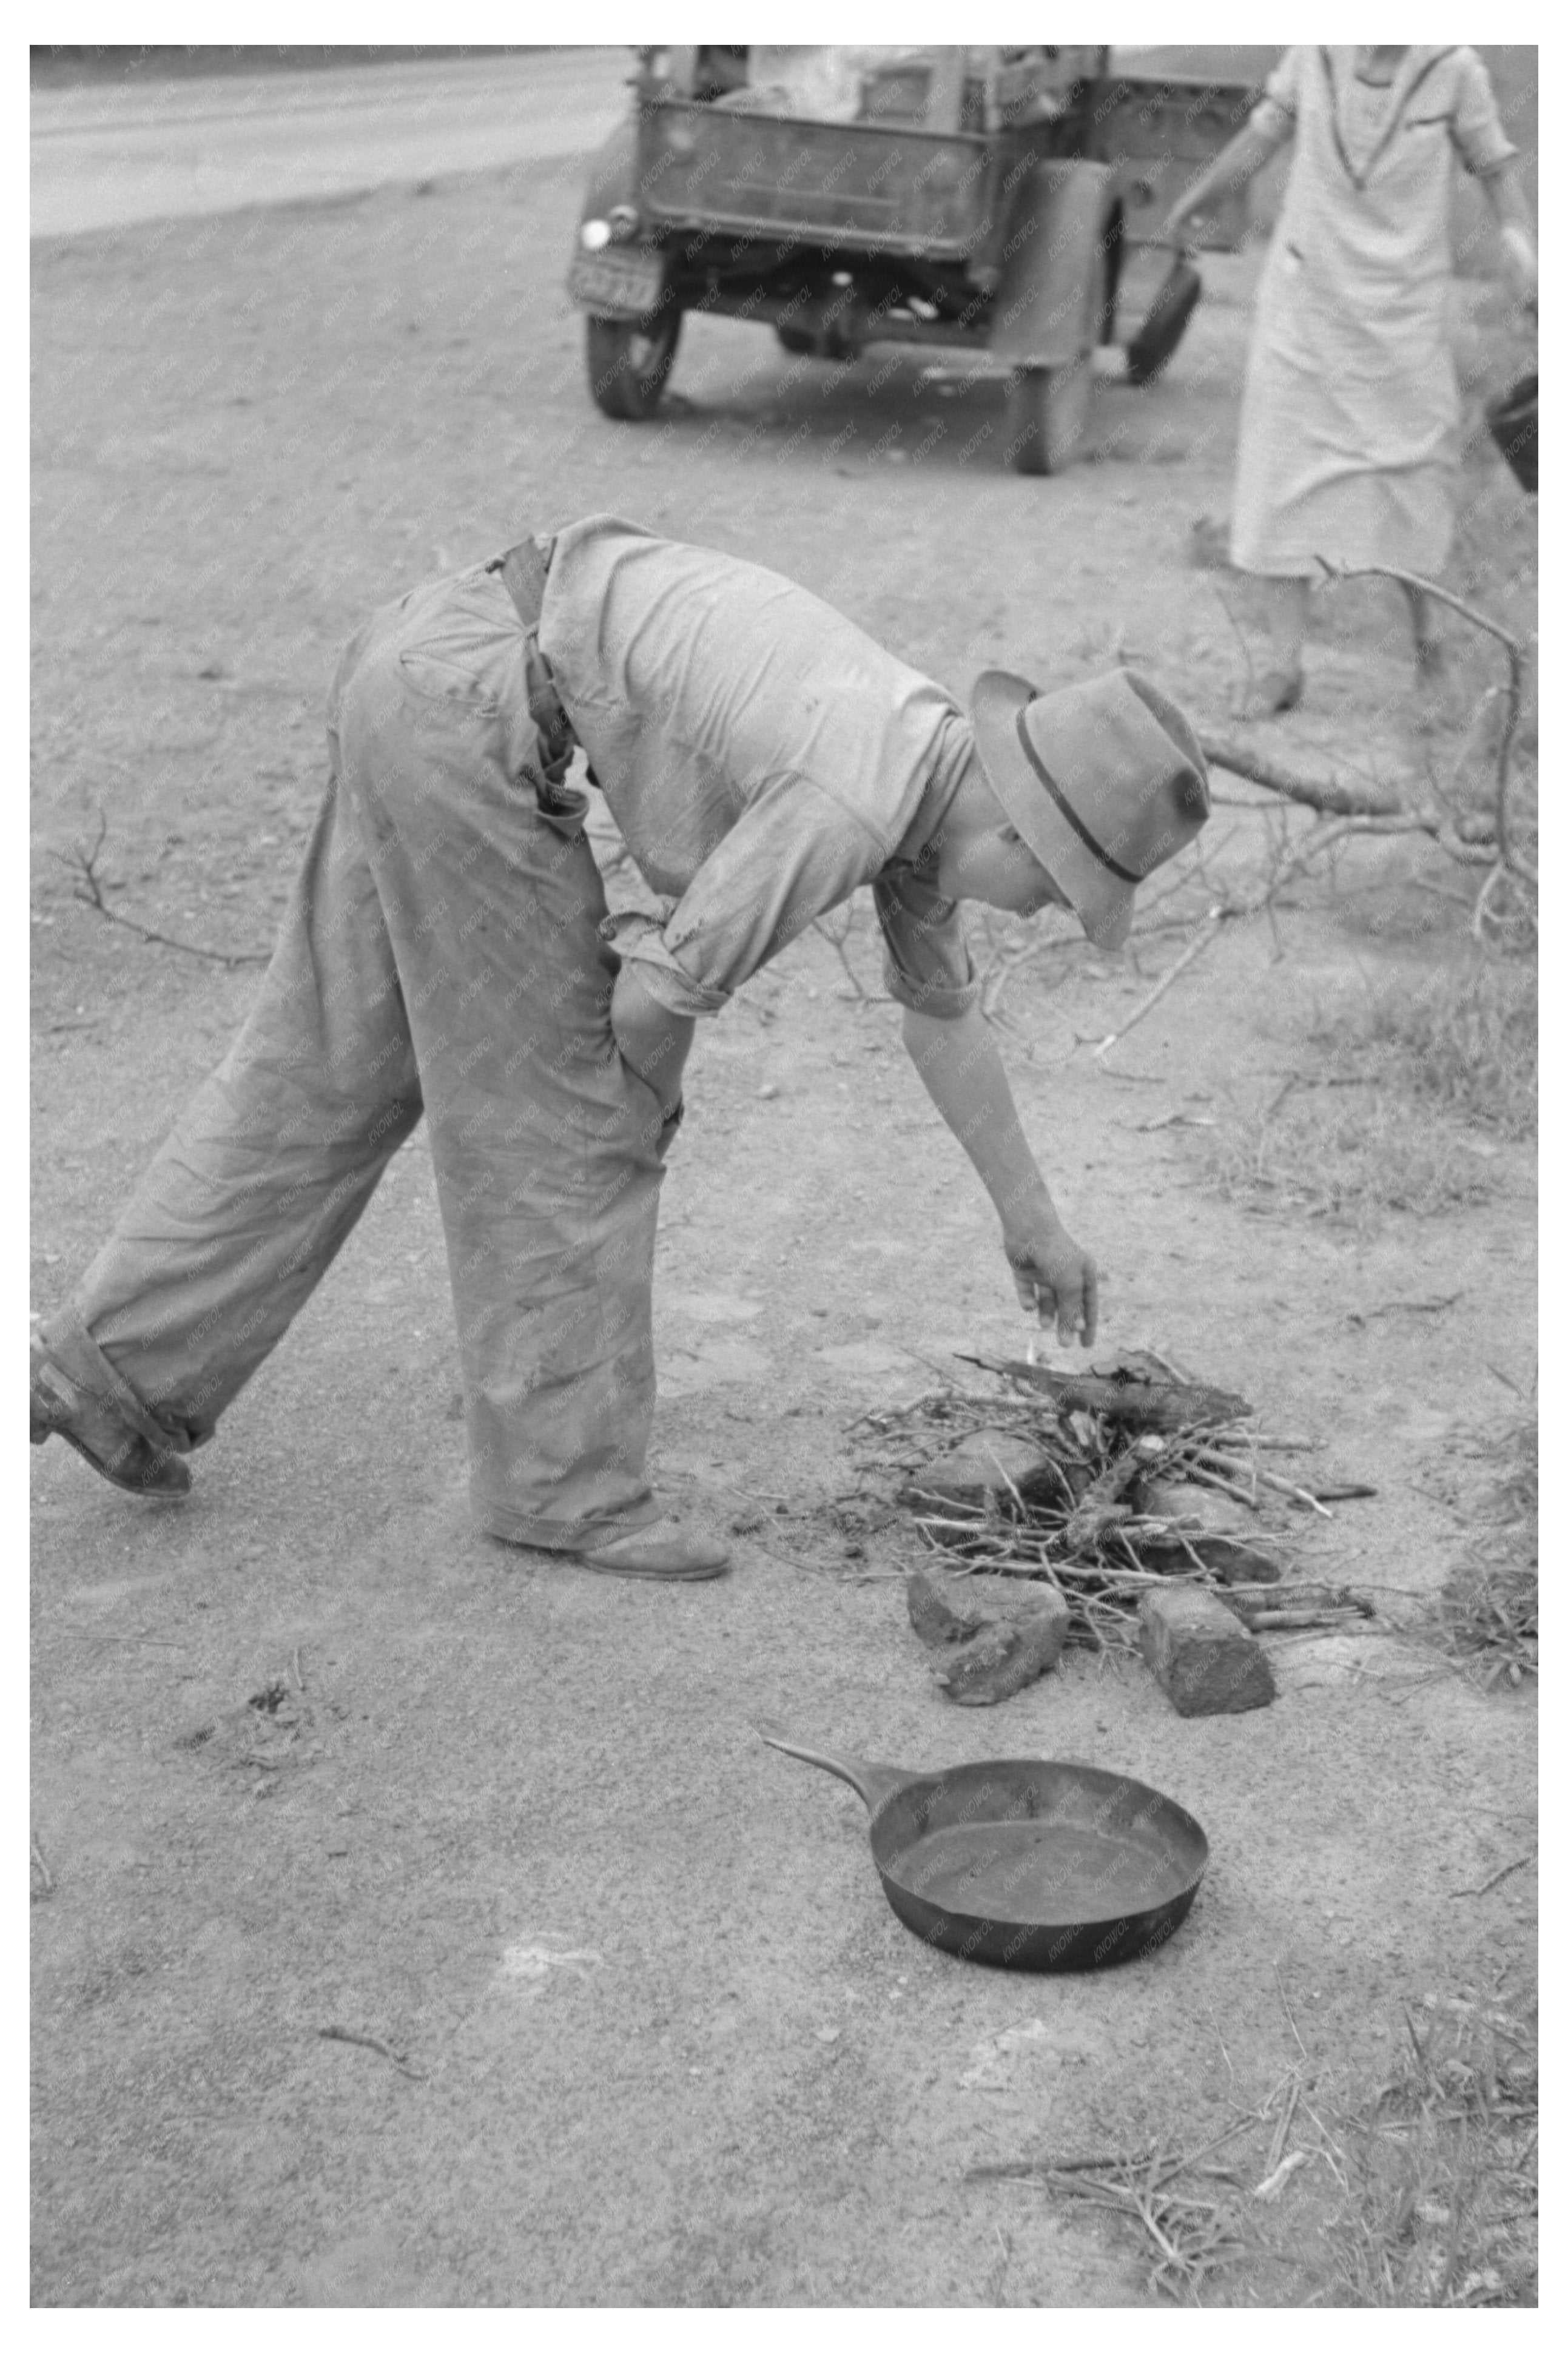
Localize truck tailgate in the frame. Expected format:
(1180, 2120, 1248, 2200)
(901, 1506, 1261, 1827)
(1095, 72, 1265, 247)
(639, 101, 997, 257)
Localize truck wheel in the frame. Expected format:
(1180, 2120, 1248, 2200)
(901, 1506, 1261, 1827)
(776, 325, 816, 357)
(1005, 240, 1106, 476)
(1099, 207, 1124, 346)
(1005, 360, 1093, 476)
(586, 311, 682, 422)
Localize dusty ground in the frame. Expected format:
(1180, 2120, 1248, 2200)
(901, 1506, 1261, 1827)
(31, 130, 1537, 2308)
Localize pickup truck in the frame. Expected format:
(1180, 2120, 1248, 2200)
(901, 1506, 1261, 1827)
(567, 44, 1273, 473)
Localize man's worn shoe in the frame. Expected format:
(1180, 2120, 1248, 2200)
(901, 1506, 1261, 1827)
(29, 1338, 190, 1498)
(571, 1518, 731, 1581)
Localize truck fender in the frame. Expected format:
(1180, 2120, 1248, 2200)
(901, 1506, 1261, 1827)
(577, 121, 641, 227)
(989, 158, 1118, 368)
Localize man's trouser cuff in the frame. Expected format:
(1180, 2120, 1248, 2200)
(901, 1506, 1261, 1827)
(38, 1308, 197, 1455)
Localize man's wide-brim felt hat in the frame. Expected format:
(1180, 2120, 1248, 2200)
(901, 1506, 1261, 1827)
(971, 667, 1210, 950)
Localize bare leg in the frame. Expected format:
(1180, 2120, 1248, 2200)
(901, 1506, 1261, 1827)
(1234, 577, 1308, 717)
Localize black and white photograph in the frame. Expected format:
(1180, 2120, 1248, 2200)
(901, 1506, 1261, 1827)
(29, 16, 1539, 2312)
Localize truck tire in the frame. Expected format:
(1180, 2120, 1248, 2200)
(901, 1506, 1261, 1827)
(1004, 363, 1092, 476)
(586, 311, 682, 422)
(1099, 206, 1124, 346)
(1004, 241, 1106, 476)
(776, 325, 816, 357)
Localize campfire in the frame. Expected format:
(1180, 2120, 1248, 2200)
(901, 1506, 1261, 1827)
(852, 1352, 1376, 1706)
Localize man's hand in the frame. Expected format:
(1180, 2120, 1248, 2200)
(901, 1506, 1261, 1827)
(900, 1003, 1099, 1347)
(1004, 1219, 1099, 1348)
(610, 964, 695, 1122)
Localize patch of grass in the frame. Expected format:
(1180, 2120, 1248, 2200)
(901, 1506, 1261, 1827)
(1439, 1418, 1537, 1689)
(1442, 1560, 1538, 1690)
(1328, 1991, 1538, 2308)
(981, 1989, 1538, 2308)
(1202, 951, 1535, 1225)
(1357, 960, 1538, 1139)
(1048, 2145, 1246, 2304)
(970, 2124, 1257, 2307)
(1202, 1088, 1496, 1230)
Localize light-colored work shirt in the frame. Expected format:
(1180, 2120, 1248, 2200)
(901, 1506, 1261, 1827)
(535, 515, 980, 1022)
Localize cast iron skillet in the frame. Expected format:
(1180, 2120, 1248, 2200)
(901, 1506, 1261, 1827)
(759, 1727, 1208, 1971)
(1487, 372, 1537, 495)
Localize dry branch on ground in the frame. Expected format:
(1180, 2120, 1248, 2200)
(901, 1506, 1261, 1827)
(54, 812, 271, 968)
(1193, 564, 1535, 965)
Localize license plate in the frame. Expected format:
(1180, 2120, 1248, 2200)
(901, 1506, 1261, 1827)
(568, 248, 667, 318)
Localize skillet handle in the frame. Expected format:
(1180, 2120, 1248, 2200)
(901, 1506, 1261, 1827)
(755, 1723, 912, 1813)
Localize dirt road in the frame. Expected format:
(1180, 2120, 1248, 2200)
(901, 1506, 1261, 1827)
(31, 96, 1536, 2309)
(30, 47, 629, 237)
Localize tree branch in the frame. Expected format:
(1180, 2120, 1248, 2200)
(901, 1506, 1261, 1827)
(1093, 812, 1425, 1062)
(1316, 557, 1534, 893)
(1197, 733, 1405, 819)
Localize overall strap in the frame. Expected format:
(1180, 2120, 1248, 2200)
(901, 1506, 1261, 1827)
(490, 535, 553, 630)
(485, 538, 581, 792)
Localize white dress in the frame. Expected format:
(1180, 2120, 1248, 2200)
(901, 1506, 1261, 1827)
(1230, 46, 1516, 579)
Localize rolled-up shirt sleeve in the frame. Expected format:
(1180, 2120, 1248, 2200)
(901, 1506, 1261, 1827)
(874, 866, 979, 1019)
(1450, 48, 1518, 177)
(1249, 44, 1301, 146)
(598, 907, 730, 1017)
(608, 771, 893, 1017)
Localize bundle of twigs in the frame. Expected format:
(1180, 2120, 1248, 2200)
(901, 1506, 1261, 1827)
(853, 1355, 1373, 1654)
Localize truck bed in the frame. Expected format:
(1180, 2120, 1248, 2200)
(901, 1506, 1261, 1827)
(638, 99, 1004, 258)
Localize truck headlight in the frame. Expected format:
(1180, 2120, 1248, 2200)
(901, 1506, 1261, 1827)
(580, 218, 613, 252)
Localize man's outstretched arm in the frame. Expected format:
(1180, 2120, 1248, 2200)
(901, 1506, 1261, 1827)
(901, 1002, 1099, 1347)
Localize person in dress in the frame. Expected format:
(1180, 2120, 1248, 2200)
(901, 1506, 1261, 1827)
(1163, 45, 1537, 716)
